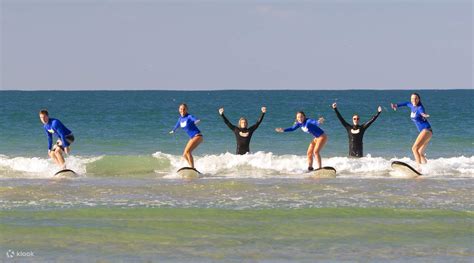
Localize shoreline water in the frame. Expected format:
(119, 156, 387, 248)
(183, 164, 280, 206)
(1, 207, 472, 262)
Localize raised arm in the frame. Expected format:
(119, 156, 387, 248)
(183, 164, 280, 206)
(362, 106, 382, 129)
(332, 103, 351, 128)
(221, 113, 236, 130)
(249, 107, 266, 132)
(219, 108, 236, 130)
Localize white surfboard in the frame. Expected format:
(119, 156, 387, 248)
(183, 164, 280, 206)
(54, 169, 78, 178)
(309, 167, 337, 179)
(391, 161, 422, 178)
(177, 167, 201, 179)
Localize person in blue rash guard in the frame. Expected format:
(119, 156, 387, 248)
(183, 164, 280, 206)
(275, 111, 328, 171)
(391, 93, 432, 166)
(39, 109, 75, 169)
(169, 103, 203, 168)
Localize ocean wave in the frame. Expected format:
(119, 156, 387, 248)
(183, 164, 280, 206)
(0, 153, 473, 179)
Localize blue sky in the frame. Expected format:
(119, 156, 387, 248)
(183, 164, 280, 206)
(1, 0, 472, 90)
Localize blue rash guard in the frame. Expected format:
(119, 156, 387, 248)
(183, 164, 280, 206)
(172, 114, 201, 138)
(396, 102, 431, 132)
(43, 118, 73, 150)
(284, 118, 325, 138)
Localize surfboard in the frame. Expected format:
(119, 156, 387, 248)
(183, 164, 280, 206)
(53, 169, 78, 178)
(309, 166, 337, 179)
(391, 161, 422, 178)
(177, 167, 201, 179)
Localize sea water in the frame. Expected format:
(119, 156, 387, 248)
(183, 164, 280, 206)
(0, 90, 473, 262)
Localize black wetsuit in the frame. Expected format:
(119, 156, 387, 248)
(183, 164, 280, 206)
(221, 113, 265, 155)
(333, 108, 380, 157)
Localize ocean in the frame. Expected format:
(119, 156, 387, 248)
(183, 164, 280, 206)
(0, 90, 473, 262)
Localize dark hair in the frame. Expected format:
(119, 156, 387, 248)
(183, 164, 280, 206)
(179, 103, 188, 110)
(39, 109, 49, 116)
(411, 93, 422, 106)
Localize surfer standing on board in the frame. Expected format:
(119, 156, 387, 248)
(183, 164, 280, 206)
(332, 102, 382, 157)
(391, 93, 432, 168)
(218, 106, 266, 155)
(275, 111, 328, 171)
(39, 109, 75, 169)
(170, 103, 203, 168)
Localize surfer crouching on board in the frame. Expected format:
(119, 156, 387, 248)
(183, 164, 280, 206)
(218, 106, 266, 155)
(170, 103, 203, 168)
(391, 93, 432, 168)
(275, 111, 328, 171)
(332, 102, 382, 157)
(39, 109, 75, 169)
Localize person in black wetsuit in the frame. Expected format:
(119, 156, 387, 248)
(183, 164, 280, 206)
(331, 102, 382, 157)
(218, 107, 266, 155)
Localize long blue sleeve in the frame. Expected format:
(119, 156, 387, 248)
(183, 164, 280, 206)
(45, 128, 53, 150)
(172, 119, 180, 132)
(284, 123, 300, 132)
(188, 114, 198, 123)
(43, 118, 72, 150)
(52, 119, 72, 147)
(396, 102, 410, 108)
(173, 114, 201, 138)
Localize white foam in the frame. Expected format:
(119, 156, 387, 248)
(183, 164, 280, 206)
(1, 153, 472, 179)
(0, 155, 99, 178)
(153, 151, 474, 179)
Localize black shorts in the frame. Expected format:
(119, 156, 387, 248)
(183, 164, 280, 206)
(54, 134, 75, 150)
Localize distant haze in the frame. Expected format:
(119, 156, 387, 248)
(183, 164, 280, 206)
(1, 0, 472, 90)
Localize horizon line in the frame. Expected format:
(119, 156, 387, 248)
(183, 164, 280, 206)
(1, 88, 472, 92)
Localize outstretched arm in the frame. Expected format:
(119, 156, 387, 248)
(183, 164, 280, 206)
(362, 106, 382, 129)
(276, 122, 300, 133)
(418, 105, 430, 118)
(391, 102, 409, 111)
(169, 119, 180, 134)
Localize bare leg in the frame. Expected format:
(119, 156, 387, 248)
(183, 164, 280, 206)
(51, 146, 66, 169)
(306, 140, 316, 169)
(313, 134, 328, 169)
(417, 131, 432, 164)
(49, 150, 60, 166)
(412, 129, 432, 165)
(183, 136, 203, 168)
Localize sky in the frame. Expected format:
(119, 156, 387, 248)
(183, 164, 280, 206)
(1, 0, 472, 90)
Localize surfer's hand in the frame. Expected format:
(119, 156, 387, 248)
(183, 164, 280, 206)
(275, 128, 283, 133)
(378, 106, 382, 113)
(318, 117, 325, 124)
(169, 130, 174, 134)
(421, 113, 430, 118)
(218, 108, 224, 115)
(332, 103, 337, 109)
(261, 107, 267, 113)
(64, 147, 70, 155)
